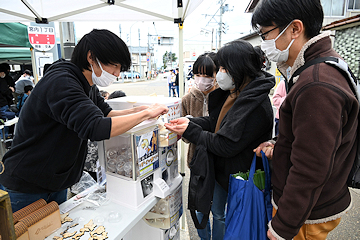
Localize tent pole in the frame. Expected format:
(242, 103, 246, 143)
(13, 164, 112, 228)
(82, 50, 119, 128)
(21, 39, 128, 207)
(178, 5, 186, 234)
(30, 48, 38, 84)
(59, 22, 65, 59)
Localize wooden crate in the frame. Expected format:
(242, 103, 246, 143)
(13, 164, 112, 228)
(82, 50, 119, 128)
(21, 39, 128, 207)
(0, 189, 16, 240)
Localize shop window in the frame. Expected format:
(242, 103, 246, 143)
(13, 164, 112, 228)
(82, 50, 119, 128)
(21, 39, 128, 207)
(321, 0, 345, 16)
(348, 0, 360, 10)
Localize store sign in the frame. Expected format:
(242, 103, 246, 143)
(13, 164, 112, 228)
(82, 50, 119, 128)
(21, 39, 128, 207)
(28, 26, 55, 51)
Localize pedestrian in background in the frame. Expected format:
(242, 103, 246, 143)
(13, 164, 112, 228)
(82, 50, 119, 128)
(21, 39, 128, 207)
(14, 70, 34, 104)
(0, 63, 15, 106)
(181, 52, 219, 168)
(167, 69, 174, 97)
(0, 65, 16, 139)
(253, 0, 358, 239)
(272, 79, 286, 137)
(171, 70, 176, 97)
(174, 68, 179, 97)
(166, 40, 275, 240)
(16, 85, 33, 114)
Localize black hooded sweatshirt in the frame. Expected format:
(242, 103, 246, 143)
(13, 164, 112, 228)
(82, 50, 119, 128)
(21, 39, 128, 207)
(0, 60, 112, 193)
(183, 71, 275, 191)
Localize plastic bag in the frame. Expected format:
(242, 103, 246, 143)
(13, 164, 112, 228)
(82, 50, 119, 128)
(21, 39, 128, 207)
(84, 185, 109, 206)
(224, 151, 272, 240)
(70, 171, 96, 194)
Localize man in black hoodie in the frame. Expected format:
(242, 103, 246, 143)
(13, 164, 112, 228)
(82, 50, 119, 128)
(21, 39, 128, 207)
(0, 29, 168, 212)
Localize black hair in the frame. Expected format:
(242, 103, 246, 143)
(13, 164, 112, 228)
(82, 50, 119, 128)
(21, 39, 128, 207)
(108, 90, 126, 99)
(24, 70, 32, 76)
(99, 90, 109, 98)
(24, 85, 33, 93)
(253, 46, 266, 69)
(0, 65, 7, 73)
(193, 53, 217, 78)
(251, 0, 323, 39)
(205, 52, 220, 73)
(71, 29, 131, 72)
(0, 63, 10, 72)
(216, 39, 263, 92)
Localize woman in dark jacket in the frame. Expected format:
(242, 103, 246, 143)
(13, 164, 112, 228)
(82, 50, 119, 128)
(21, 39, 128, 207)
(165, 40, 275, 240)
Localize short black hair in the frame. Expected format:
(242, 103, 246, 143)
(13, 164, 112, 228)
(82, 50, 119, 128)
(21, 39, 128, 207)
(24, 85, 33, 93)
(108, 90, 126, 99)
(216, 39, 263, 91)
(0, 65, 7, 73)
(193, 53, 217, 78)
(71, 29, 131, 72)
(24, 70, 32, 76)
(99, 90, 109, 98)
(251, 0, 323, 39)
(0, 63, 10, 72)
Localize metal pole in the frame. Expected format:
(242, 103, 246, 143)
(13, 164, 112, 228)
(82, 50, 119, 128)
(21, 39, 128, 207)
(147, 32, 151, 80)
(130, 26, 134, 82)
(177, 5, 187, 233)
(119, 24, 121, 38)
(59, 22, 65, 59)
(215, 29, 218, 51)
(129, 22, 138, 82)
(30, 48, 38, 84)
(211, 28, 214, 51)
(138, 28, 141, 80)
(219, 0, 223, 49)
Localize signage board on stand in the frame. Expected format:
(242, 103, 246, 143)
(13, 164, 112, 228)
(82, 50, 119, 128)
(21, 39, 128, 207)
(29, 22, 59, 82)
(28, 26, 55, 52)
(35, 52, 53, 78)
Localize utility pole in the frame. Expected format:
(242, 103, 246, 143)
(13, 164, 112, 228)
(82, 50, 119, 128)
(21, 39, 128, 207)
(218, 0, 224, 49)
(129, 22, 139, 82)
(138, 28, 141, 79)
(147, 32, 151, 80)
(119, 24, 121, 39)
(211, 28, 214, 51)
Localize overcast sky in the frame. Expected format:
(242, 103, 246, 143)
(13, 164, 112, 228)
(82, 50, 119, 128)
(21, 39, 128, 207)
(71, 0, 254, 46)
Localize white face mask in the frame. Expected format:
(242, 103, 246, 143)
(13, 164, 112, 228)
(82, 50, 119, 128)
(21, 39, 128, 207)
(91, 59, 118, 87)
(216, 71, 235, 91)
(0, 73, 5, 78)
(194, 76, 215, 92)
(260, 21, 295, 63)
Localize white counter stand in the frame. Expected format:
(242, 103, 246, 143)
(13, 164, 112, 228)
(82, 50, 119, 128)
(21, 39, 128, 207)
(45, 194, 158, 240)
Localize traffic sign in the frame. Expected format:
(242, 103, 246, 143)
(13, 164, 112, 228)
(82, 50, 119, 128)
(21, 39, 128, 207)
(28, 26, 55, 51)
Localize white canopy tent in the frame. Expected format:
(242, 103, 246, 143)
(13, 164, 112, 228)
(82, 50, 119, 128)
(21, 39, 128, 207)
(0, 0, 204, 230)
(0, 0, 204, 88)
(0, 0, 202, 23)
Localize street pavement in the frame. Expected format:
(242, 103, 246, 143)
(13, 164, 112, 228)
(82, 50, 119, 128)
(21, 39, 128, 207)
(100, 75, 360, 240)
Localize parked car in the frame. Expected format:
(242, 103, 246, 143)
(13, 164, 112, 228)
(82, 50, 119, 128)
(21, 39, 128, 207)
(163, 69, 172, 79)
(121, 71, 141, 79)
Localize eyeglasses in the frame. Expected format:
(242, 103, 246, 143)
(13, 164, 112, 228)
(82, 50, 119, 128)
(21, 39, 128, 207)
(258, 26, 279, 41)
